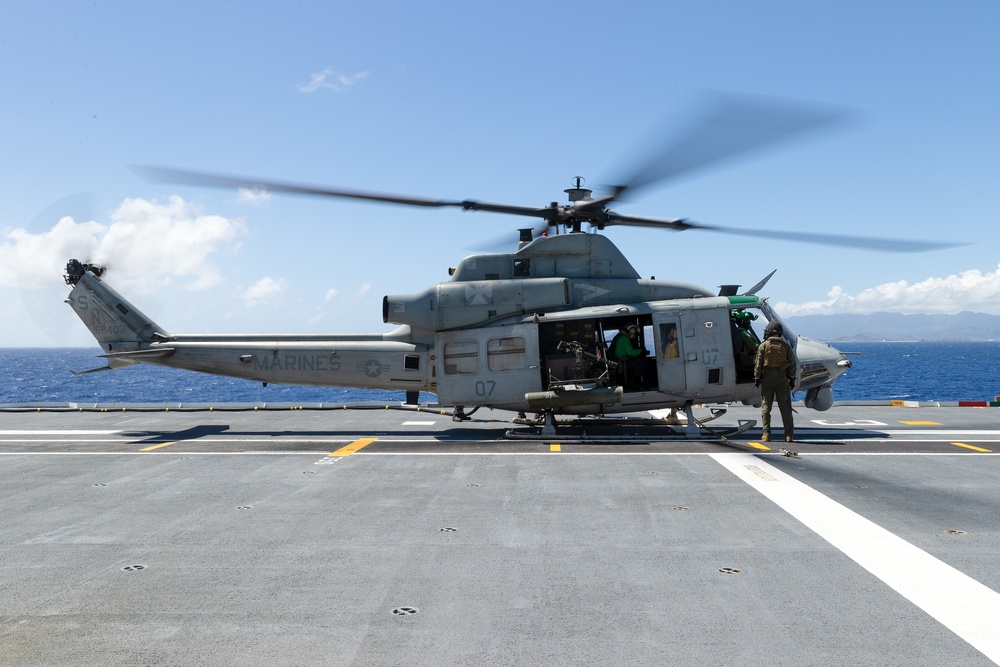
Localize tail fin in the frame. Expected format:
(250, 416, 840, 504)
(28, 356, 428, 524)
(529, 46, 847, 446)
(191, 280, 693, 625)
(64, 259, 171, 361)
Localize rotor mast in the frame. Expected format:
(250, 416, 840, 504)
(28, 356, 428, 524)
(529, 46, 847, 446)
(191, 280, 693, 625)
(560, 176, 595, 234)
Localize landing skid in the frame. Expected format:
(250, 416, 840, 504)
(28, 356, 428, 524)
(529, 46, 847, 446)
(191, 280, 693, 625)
(505, 405, 756, 442)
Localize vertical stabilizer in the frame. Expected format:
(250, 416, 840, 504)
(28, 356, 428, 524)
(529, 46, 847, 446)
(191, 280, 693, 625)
(64, 260, 170, 357)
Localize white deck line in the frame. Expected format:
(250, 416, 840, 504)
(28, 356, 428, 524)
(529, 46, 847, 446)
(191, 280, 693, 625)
(713, 452, 1000, 665)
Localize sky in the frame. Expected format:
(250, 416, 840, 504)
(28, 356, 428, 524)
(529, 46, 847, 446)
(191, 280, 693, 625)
(2, 0, 998, 346)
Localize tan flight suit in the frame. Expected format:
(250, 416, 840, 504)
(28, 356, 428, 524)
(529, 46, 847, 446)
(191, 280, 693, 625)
(753, 333, 796, 442)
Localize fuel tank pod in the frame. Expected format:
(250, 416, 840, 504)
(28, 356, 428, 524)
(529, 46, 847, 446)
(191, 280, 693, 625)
(384, 278, 571, 331)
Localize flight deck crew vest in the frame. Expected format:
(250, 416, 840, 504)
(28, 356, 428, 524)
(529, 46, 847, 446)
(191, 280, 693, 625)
(761, 338, 790, 368)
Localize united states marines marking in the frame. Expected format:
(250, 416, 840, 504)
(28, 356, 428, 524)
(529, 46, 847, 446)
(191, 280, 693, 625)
(253, 354, 341, 372)
(359, 359, 390, 378)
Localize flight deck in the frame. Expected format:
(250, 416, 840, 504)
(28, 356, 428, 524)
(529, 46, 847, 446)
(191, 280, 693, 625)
(2, 402, 1000, 666)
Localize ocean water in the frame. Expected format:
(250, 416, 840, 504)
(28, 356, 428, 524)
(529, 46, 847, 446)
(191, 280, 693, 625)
(1, 342, 999, 405)
(828, 341, 1000, 402)
(0, 348, 432, 405)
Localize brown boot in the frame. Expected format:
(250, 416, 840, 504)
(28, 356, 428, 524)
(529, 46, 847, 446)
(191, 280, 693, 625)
(761, 434, 770, 442)
(785, 435, 793, 443)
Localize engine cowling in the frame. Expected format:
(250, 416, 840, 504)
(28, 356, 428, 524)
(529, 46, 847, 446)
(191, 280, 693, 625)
(384, 278, 571, 331)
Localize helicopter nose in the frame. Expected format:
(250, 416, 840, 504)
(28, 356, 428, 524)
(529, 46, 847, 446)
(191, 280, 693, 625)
(795, 335, 851, 390)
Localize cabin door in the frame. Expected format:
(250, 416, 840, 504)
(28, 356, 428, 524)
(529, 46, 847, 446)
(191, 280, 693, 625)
(435, 323, 542, 406)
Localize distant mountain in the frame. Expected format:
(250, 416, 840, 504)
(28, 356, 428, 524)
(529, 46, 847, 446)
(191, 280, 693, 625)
(782, 311, 1000, 342)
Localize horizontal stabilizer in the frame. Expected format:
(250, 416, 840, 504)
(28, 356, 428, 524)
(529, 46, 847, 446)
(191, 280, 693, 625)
(70, 365, 116, 376)
(98, 348, 176, 360)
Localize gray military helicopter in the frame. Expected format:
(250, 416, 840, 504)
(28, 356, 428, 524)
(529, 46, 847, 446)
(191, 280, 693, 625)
(62, 94, 950, 435)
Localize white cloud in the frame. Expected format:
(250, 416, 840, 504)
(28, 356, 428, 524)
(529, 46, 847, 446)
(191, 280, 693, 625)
(306, 283, 374, 328)
(0, 196, 246, 293)
(0, 216, 104, 288)
(100, 196, 246, 292)
(776, 264, 1000, 316)
(321, 282, 371, 303)
(236, 186, 271, 206)
(297, 67, 370, 93)
(235, 276, 289, 307)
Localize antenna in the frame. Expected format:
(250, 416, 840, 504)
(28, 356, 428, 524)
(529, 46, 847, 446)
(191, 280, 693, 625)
(564, 176, 592, 203)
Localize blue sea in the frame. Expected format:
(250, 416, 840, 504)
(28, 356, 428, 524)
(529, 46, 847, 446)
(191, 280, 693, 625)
(1, 342, 999, 405)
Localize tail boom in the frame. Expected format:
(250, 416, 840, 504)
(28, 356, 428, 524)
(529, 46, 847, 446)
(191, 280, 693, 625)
(64, 260, 432, 393)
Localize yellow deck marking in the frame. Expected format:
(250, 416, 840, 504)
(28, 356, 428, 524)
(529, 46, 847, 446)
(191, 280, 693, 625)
(952, 442, 992, 453)
(329, 438, 378, 457)
(901, 421, 942, 426)
(550, 443, 561, 452)
(141, 441, 176, 452)
(748, 442, 771, 451)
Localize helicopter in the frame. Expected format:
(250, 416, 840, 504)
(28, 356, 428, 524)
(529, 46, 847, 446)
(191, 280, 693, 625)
(61, 94, 951, 435)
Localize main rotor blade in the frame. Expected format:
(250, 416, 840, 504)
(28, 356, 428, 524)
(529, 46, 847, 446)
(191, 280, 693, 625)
(131, 166, 555, 220)
(698, 226, 963, 253)
(609, 91, 854, 199)
(602, 211, 962, 253)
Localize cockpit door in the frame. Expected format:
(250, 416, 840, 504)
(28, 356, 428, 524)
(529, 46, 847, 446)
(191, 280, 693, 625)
(681, 306, 736, 394)
(655, 306, 737, 396)
(653, 316, 685, 394)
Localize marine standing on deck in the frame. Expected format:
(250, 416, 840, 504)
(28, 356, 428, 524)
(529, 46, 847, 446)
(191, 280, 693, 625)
(754, 320, 796, 442)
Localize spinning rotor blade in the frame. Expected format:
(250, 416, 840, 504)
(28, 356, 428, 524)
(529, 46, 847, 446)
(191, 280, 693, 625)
(132, 92, 954, 255)
(131, 166, 556, 221)
(608, 91, 853, 200)
(696, 225, 963, 253)
(601, 211, 960, 252)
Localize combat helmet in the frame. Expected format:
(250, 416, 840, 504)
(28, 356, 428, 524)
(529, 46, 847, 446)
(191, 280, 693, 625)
(764, 320, 784, 338)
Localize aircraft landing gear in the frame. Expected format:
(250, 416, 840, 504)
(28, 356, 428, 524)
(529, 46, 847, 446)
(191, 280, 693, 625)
(662, 407, 681, 425)
(541, 411, 557, 437)
(683, 403, 700, 438)
(451, 406, 482, 422)
(508, 410, 557, 435)
(505, 404, 755, 441)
